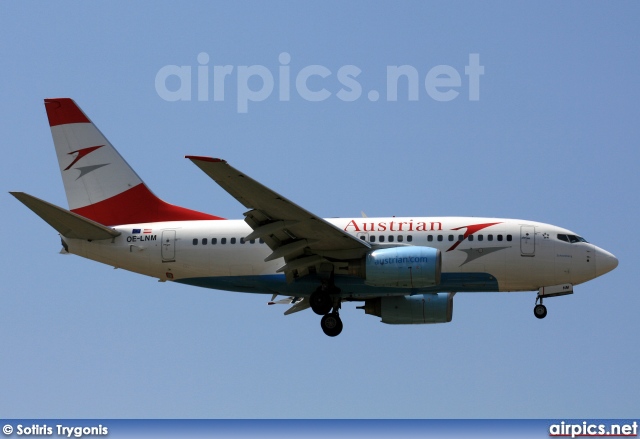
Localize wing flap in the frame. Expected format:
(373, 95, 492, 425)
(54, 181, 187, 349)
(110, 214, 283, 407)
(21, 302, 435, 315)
(264, 239, 316, 262)
(10, 192, 121, 240)
(244, 219, 299, 241)
(284, 297, 311, 315)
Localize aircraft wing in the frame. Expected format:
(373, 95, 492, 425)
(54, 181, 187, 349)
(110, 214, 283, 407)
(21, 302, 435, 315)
(186, 156, 370, 281)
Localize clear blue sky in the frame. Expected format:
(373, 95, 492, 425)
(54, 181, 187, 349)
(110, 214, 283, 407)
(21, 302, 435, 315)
(1, 2, 638, 418)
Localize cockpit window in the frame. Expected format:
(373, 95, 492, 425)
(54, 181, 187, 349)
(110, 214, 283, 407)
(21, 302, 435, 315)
(558, 234, 588, 243)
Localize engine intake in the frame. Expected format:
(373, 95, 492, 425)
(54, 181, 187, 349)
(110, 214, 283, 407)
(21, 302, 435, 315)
(360, 293, 454, 324)
(364, 246, 441, 288)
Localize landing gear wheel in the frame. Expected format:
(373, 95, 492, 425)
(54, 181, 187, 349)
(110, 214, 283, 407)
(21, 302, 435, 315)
(534, 304, 547, 319)
(321, 313, 343, 337)
(310, 289, 333, 315)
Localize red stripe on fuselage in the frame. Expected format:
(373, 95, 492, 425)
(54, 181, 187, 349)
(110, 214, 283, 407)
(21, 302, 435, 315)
(71, 183, 224, 226)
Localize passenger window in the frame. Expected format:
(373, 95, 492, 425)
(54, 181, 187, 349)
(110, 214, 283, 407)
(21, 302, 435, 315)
(468, 235, 474, 242)
(379, 235, 385, 243)
(388, 236, 394, 243)
(458, 235, 464, 242)
(370, 236, 376, 243)
(407, 235, 413, 242)
(202, 238, 208, 245)
(497, 235, 503, 241)
(212, 238, 217, 245)
(428, 235, 433, 242)
(360, 236, 366, 240)
(437, 235, 443, 242)
(488, 234, 493, 241)
(250, 239, 256, 244)
(398, 235, 404, 242)
(221, 238, 227, 244)
(507, 235, 512, 241)
(231, 238, 236, 244)
(259, 238, 265, 244)
(478, 235, 483, 241)
(240, 238, 245, 244)
(192, 238, 198, 245)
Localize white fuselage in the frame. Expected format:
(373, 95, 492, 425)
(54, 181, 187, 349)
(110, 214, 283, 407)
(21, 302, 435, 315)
(62, 217, 614, 299)
(23, 98, 618, 335)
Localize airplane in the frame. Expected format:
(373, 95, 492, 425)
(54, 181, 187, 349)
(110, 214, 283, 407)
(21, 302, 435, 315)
(10, 98, 619, 337)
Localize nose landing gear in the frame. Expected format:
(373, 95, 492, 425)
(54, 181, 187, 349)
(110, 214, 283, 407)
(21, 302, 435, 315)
(533, 296, 547, 319)
(533, 284, 573, 319)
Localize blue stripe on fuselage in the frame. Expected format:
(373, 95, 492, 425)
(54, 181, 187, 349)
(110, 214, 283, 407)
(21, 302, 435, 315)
(174, 272, 499, 296)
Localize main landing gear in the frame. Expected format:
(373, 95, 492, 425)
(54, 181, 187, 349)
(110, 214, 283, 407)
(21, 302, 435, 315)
(534, 295, 548, 319)
(320, 312, 343, 337)
(310, 280, 343, 337)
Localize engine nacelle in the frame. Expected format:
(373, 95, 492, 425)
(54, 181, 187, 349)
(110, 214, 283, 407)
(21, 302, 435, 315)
(360, 293, 454, 324)
(365, 246, 441, 288)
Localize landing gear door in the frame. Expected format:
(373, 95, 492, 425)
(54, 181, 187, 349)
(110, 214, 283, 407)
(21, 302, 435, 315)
(162, 230, 176, 262)
(520, 225, 535, 256)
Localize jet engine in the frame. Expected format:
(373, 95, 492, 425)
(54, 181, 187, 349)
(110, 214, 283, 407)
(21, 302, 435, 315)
(364, 246, 441, 288)
(359, 293, 454, 324)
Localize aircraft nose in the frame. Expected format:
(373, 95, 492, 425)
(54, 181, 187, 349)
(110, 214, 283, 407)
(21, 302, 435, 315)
(595, 246, 618, 277)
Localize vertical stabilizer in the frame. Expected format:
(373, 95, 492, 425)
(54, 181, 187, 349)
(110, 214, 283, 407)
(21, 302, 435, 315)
(45, 98, 223, 225)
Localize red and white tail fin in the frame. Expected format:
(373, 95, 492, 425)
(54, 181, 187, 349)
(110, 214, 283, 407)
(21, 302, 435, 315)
(45, 98, 223, 226)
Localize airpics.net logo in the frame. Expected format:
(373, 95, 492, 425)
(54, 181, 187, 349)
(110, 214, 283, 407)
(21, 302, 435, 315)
(155, 52, 484, 113)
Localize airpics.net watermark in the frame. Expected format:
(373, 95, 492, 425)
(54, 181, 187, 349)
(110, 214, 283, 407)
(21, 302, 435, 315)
(155, 52, 484, 113)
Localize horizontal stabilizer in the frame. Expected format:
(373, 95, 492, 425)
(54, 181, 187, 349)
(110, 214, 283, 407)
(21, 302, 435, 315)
(10, 192, 121, 240)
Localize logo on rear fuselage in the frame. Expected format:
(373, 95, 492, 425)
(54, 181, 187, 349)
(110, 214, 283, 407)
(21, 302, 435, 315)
(127, 228, 156, 242)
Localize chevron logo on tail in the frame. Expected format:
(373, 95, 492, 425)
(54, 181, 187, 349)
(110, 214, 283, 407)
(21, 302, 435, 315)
(64, 145, 105, 170)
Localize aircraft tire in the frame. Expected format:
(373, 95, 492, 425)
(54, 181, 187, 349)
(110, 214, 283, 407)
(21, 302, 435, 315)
(533, 304, 547, 319)
(321, 313, 343, 337)
(310, 289, 333, 315)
